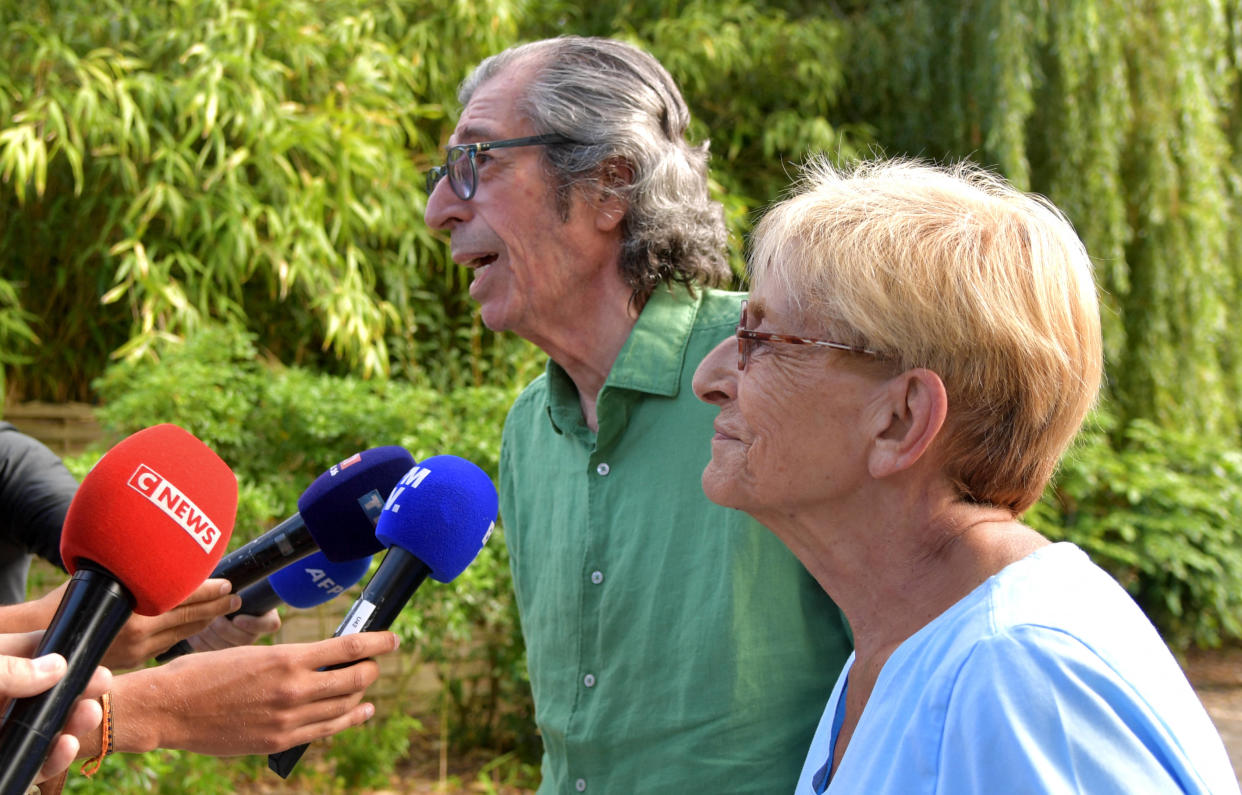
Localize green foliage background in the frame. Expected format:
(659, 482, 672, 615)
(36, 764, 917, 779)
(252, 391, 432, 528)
(3, 0, 1242, 788)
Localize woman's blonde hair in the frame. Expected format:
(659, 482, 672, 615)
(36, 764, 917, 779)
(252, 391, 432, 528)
(751, 158, 1103, 513)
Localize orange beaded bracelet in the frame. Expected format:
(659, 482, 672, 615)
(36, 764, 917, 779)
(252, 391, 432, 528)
(79, 691, 113, 777)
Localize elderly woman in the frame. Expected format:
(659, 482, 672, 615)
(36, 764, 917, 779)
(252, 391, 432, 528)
(692, 159, 1238, 793)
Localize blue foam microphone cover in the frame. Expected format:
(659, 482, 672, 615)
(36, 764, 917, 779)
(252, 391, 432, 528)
(270, 550, 373, 608)
(298, 445, 415, 561)
(374, 455, 497, 582)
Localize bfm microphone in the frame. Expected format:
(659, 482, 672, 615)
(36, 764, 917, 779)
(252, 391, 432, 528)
(154, 446, 410, 664)
(233, 549, 373, 616)
(0, 424, 236, 795)
(268, 454, 498, 778)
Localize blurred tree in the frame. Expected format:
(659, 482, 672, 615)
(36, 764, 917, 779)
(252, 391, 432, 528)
(0, 0, 525, 400)
(839, 0, 1242, 439)
(524, 0, 866, 274)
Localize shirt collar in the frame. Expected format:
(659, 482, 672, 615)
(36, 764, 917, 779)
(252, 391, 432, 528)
(542, 287, 702, 433)
(606, 286, 699, 396)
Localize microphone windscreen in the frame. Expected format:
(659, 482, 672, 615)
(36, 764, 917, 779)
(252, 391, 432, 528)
(268, 550, 373, 608)
(297, 446, 415, 562)
(60, 424, 237, 616)
(374, 455, 497, 583)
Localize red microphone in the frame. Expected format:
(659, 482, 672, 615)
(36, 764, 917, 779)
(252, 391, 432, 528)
(0, 424, 237, 794)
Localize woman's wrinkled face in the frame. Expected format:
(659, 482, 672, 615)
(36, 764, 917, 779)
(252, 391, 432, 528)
(692, 283, 884, 521)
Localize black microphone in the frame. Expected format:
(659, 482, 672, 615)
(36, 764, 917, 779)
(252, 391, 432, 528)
(155, 447, 411, 663)
(267, 454, 498, 778)
(0, 425, 237, 795)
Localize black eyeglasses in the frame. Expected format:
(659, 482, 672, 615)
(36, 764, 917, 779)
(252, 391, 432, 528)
(736, 300, 882, 370)
(425, 134, 578, 200)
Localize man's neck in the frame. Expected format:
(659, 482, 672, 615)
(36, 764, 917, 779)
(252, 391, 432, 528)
(533, 289, 641, 433)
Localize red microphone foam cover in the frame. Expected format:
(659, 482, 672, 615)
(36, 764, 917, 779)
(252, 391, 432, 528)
(60, 424, 238, 615)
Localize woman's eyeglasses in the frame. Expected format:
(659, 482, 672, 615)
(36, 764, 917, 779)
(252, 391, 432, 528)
(735, 299, 882, 370)
(425, 134, 578, 200)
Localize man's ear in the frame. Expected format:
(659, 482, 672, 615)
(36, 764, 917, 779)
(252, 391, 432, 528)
(867, 368, 948, 479)
(594, 157, 632, 232)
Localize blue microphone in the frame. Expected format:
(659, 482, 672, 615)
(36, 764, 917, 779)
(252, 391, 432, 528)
(234, 549, 374, 616)
(156, 446, 411, 663)
(267, 455, 498, 777)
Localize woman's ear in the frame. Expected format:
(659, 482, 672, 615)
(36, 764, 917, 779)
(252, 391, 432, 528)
(595, 157, 633, 232)
(867, 368, 948, 479)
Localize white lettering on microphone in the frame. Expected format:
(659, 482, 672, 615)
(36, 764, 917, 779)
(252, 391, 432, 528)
(399, 467, 431, 489)
(382, 466, 431, 514)
(305, 567, 344, 596)
(127, 464, 222, 554)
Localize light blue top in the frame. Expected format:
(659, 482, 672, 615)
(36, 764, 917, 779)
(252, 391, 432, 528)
(797, 542, 1239, 794)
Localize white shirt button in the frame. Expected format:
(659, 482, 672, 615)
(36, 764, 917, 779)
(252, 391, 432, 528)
(583, 673, 596, 688)
(590, 570, 604, 585)
(595, 462, 610, 476)
(575, 779, 587, 792)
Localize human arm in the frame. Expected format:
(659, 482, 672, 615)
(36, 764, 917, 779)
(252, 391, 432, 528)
(99, 578, 246, 670)
(78, 631, 398, 758)
(0, 631, 111, 784)
(0, 423, 78, 572)
(0, 578, 247, 669)
(2, 576, 279, 669)
(0, 588, 63, 634)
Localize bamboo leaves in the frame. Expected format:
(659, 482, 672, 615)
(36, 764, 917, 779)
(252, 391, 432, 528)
(0, 0, 512, 397)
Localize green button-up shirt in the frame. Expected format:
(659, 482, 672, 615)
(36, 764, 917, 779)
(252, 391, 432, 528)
(499, 287, 853, 794)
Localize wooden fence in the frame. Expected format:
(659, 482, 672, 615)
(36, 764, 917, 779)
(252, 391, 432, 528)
(2, 400, 103, 456)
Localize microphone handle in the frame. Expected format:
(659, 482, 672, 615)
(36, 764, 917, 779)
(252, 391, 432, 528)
(0, 565, 134, 795)
(334, 547, 431, 637)
(268, 547, 431, 779)
(235, 578, 282, 617)
(155, 578, 283, 663)
(212, 512, 316, 592)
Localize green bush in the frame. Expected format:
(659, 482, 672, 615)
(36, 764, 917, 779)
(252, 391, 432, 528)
(322, 713, 423, 790)
(1028, 409, 1242, 650)
(64, 749, 272, 794)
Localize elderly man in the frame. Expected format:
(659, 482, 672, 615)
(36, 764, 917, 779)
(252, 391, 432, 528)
(424, 36, 852, 793)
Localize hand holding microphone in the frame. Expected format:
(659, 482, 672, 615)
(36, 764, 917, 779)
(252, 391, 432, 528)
(0, 632, 110, 787)
(269, 454, 498, 778)
(101, 579, 241, 669)
(106, 631, 399, 758)
(0, 424, 237, 795)
(12, 577, 243, 670)
(182, 550, 374, 654)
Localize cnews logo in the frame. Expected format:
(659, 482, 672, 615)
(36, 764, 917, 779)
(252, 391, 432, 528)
(128, 464, 222, 554)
